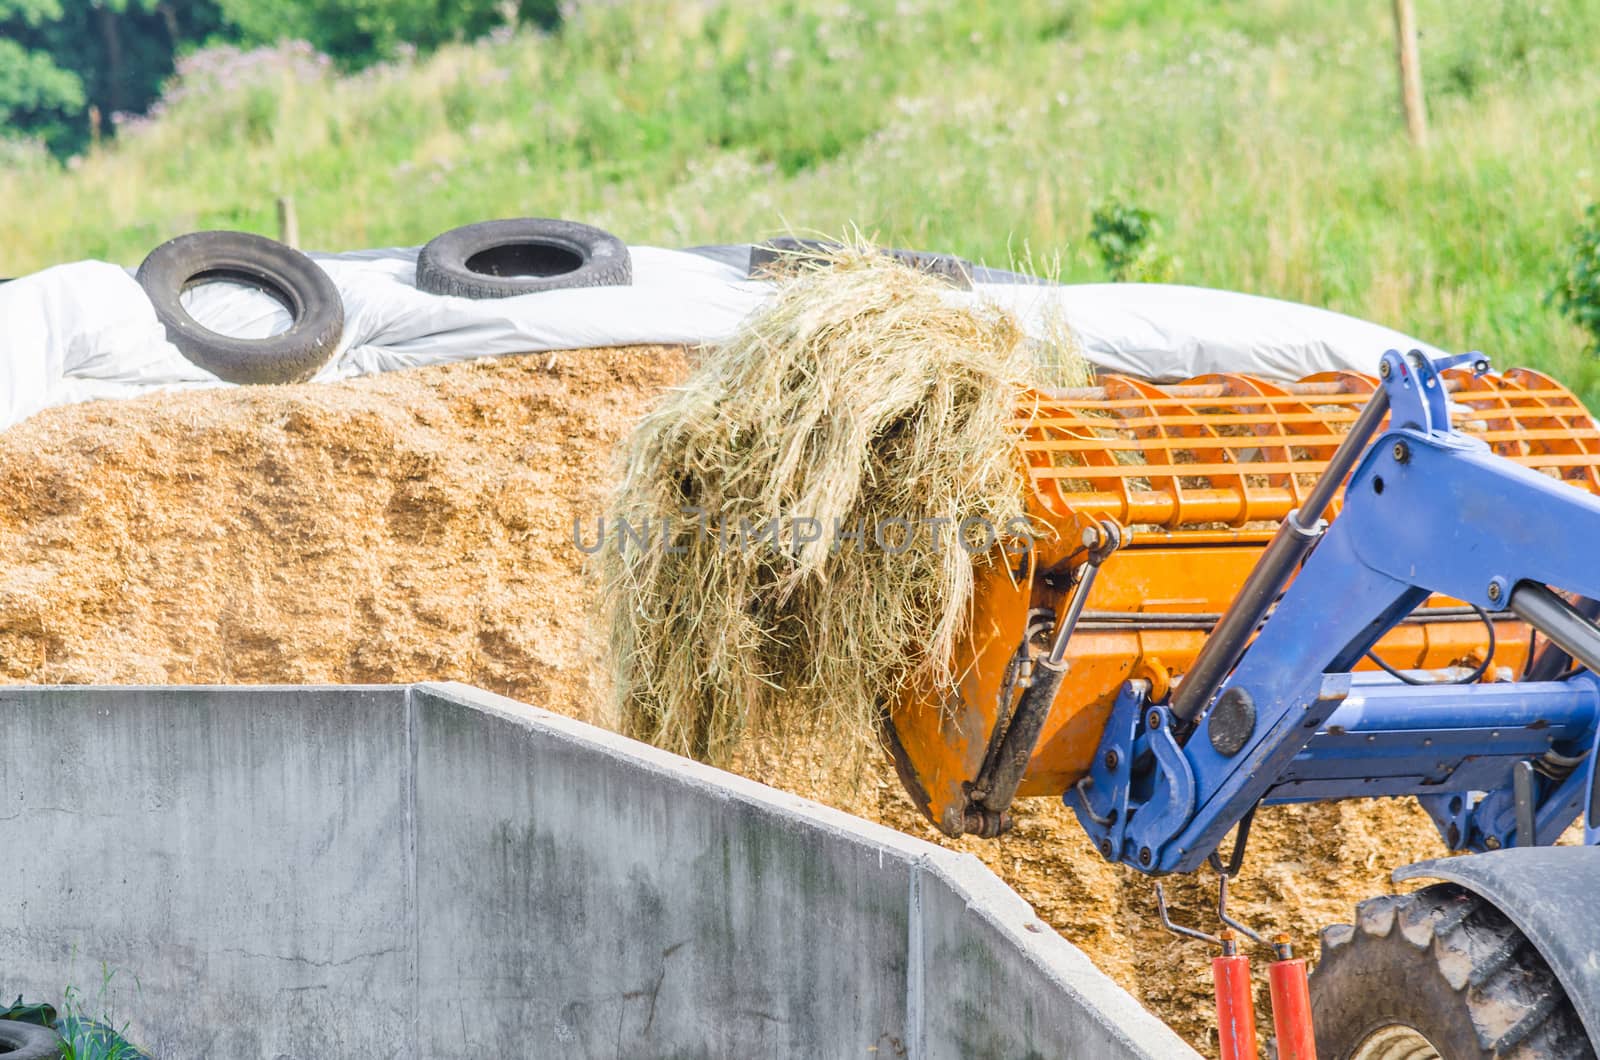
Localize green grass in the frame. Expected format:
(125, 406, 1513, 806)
(3, 0, 1599, 398)
(49, 965, 144, 1060)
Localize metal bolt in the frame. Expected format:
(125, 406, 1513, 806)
(1485, 835, 1502, 850)
(1380, 360, 1392, 378)
(1392, 441, 1410, 464)
(1147, 710, 1162, 731)
(1488, 581, 1503, 603)
(1098, 839, 1112, 858)
(1139, 846, 1152, 866)
(1103, 749, 1120, 771)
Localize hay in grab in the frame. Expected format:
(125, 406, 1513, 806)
(601, 245, 1081, 764)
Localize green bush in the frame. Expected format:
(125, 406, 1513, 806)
(1089, 197, 1176, 283)
(1552, 204, 1600, 351)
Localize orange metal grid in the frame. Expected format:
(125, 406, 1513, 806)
(1013, 369, 1600, 536)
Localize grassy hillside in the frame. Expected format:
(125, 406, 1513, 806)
(4, 0, 1599, 395)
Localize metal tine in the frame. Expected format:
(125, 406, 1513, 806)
(1154, 882, 1222, 947)
(1217, 873, 1268, 947)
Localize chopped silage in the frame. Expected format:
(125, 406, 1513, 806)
(0, 339, 1459, 1055)
(601, 250, 1080, 765)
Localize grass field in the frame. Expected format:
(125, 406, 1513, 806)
(3, 0, 1599, 396)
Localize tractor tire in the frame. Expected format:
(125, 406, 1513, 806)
(136, 230, 344, 385)
(0, 1018, 62, 1059)
(415, 218, 631, 299)
(747, 237, 974, 290)
(1310, 883, 1594, 1059)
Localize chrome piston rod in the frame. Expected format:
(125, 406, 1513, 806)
(1509, 582, 1600, 675)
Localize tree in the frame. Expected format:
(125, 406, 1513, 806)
(0, 0, 86, 151)
(216, 0, 560, 70)
(0, 0, 228, 155)
(1, 0, 559, 155)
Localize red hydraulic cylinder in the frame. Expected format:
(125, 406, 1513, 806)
(1268, 936, 1316, 1060)
(1212, 932, 1259, 1060)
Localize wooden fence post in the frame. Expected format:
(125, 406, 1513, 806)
(1393, 0, 1428, 146)
(276, 196, 300, 248)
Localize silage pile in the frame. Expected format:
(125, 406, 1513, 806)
(0, 293, 1453, 1056)
(602, 251, 1063, 764)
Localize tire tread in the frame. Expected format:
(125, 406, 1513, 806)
(1313, 884, 1594, 1059)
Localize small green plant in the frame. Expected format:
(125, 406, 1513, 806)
(1088, 196, 1176, 283)
(57, 966, 145, 1060)
(1551, 203, 1600, 352)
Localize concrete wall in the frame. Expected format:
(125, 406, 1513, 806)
(0, 683, 1195, 1059)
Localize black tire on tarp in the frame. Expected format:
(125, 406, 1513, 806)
(0, 1018, 62, 1060)
(136, 230, 344, 386)
(415, 218, 632, 299)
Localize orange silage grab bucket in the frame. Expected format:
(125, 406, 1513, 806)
(887, 367, 1600, 836)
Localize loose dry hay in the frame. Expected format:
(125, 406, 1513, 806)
(602, 246, 1084, 765)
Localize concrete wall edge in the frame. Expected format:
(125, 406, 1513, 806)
(415, 681, 1197, 1058)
